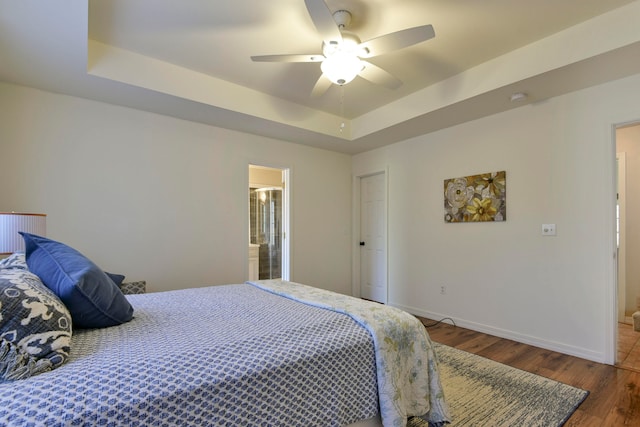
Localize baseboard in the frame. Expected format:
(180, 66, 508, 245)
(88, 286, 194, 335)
(392, 303, 606, 364)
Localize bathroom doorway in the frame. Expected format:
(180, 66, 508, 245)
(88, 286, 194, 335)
(248, 165, 290, 281)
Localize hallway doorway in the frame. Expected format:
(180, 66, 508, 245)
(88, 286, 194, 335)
(615, 122, 640, 368)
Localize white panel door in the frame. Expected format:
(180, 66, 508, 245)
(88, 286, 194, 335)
(360, 172, 387, 303)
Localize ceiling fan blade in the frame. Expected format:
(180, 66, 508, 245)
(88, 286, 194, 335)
(358, 24, 435, 58)
(311, 73, 332, 97)
(359, 61, 402, 90)
(304, 0, 342, 42)
(251, 54, 324, 63)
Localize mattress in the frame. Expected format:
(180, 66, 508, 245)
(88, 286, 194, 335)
(0, 281, 449, 427)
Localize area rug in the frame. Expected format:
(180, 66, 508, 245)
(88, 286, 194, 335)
(410, 343, 589, 427)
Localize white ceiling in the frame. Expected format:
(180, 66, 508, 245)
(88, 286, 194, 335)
(1, 0, 640, 154)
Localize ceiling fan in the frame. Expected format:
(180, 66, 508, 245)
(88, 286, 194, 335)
(251, 0, 435, 97)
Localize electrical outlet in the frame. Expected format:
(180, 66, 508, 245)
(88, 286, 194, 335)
(440, 285, 446, 295)
(542, 224, 557, 236)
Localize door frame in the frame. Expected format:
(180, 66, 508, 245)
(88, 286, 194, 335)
(248, 163, 291, 281)
(617, 151, 627, 324)
(352, 168, 388, 300)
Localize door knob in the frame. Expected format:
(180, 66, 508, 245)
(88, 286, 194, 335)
(359, 241, 365, 246)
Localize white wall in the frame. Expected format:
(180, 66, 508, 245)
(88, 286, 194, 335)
(5, 72, 640, 363)
(353, 73, 640, 363)
(0, 82, 352, 294)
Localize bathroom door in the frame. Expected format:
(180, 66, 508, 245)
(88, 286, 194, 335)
(360, 172, 387, 303)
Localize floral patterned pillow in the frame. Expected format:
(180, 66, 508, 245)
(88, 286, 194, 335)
(0, 266, 72, 382)
(0, 252, 28, 270)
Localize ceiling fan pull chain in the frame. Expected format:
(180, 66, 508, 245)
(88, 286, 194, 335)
(340, 86, 345, 133)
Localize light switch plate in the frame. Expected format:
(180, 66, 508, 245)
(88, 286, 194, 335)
(542, 224, 556, 236)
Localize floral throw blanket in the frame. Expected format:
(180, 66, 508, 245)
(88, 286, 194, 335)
(247, 280, 451, 427)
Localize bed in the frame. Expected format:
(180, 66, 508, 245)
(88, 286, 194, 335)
(0, 244, 450, 427)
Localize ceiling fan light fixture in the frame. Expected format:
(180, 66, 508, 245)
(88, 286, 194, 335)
(321, 51, 363, 85)
(250, 0, 436, 95)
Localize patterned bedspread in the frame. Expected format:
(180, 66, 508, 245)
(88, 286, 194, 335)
(0, 284, 380, 426)
(248, 280, 451, 427)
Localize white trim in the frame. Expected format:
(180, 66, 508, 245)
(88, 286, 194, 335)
(399, 304, 606, 363)
(604, 123, 618, 365)
(616, 151, 626, 324)
(281, 167, 291, 281)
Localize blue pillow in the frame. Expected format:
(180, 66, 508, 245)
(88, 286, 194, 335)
(20, 233, 133, 329)
(105, 272, 125, 287)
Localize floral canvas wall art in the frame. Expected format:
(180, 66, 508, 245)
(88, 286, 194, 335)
(444, 171, 506, 222)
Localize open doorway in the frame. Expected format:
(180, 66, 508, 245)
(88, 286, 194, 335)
(248, 165, 290, 282)
(615, 122, 640, 370)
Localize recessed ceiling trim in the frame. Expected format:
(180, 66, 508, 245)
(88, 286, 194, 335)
(351, 1, 640, 140)
(87, 40, 351, 140)
(85, 1, 640, 145)
(2, 1, 637, 155)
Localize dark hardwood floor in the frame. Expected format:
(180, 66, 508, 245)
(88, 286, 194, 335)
(617, 320, 640, 372)
(419, 317, 640, 426)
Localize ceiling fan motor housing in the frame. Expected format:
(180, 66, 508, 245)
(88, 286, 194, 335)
(332, 10, 352, 29)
